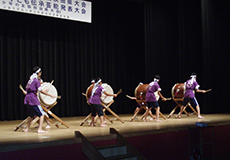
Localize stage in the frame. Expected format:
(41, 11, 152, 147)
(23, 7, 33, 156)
(1, 113, 230, 154)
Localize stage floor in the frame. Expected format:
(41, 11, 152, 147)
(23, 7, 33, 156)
(1, 113, 230, 152)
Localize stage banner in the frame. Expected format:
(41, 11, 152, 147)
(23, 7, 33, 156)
(0, 0, 92, 23)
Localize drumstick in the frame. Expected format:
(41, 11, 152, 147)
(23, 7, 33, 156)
(19, 84, 24, 91)
(47, 80, 54, 90)
(82, 93, 87, 97)
(165, 98, 172, 101)
(205, 89, 212, 93)
(126, 95, 136, 100)
(116, 89, 122, 95)
(50, 80, 54, 85)
(126, 95, 132, 99)
(56, 96, 61, 99)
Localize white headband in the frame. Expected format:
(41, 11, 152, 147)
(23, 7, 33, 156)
(190, 75, 196, 78)
(35, 68, 41, 74)
(154, 78, 159, 82)
(96, 79, 101, 84)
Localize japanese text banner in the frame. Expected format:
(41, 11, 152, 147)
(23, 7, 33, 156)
(0, 0, 92, 23)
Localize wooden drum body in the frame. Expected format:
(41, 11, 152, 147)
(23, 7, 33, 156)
(38, 82, 58, 107)
(134, 84, 159, 103)
(171, 83, 185, 100)
(85, 83, 114, 105)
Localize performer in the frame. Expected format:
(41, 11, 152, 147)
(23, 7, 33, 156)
(144, 75, 166, 122)
(20, 69, 51, 129)
(178, 73, 207, 119)
(88, 78, 117, 127)
(23, 66, 55, 133)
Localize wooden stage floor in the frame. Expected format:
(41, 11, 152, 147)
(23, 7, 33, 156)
(1, 113, 230, 152)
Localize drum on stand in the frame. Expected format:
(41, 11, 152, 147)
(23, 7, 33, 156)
(38, 82, 58, 107)
(134, 84, 159, 102)
(132, 83, 167, 121)
(171, 83, 185, 100)
(85, 84, 93, 101)
(82, 83, 124, 125)
(85, 83, 114, 105)
(168, 83, 198, 118)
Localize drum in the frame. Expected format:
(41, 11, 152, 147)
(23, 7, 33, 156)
(85, 84, 94, 101)
(171, 83, 185, 99)
(134, 84, 159, 102)
(38, 82, 58, 106)
(100, 83, 114, 105)
(85, 83, 114, 105)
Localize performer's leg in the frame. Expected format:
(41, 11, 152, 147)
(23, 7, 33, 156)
(155, 107, 162, 122)
(149, 110, 156, 120)
(23, 117, 32, 132)
(100, 116, 107, 127)
(103, 112, 107, 124)
(90, 116, 96, 126)
(37, 115, 47, 133)
(45, 113, 51, 129)
(90, 104, 97, 126)
(144, 108, 151, 122)
(196, 105, 204, 119)
(177, 105, 184, 118)
(134, 107, 140, 115)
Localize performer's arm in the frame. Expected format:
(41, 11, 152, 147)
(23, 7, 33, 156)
(40, 90, 56, 98)
(158, 91, 166, 101)
(196, 89, 206, 93)
(103, 91, 117, 97)
(22, 89, 27, 95)
(19, 85, 27, 95)
(126, 95, 136, 100)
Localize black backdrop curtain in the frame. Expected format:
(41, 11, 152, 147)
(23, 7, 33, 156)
(1, 0, 230, 121)
(144, 0, 230, 114)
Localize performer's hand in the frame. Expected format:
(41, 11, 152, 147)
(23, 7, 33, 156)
(44, 89, 49, 93)
(202, 90, 206, 94)
(114, 94, 117, 98)
(162, 97, 167, 101)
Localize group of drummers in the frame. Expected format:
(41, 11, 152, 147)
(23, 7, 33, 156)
(21, 66, 210, 132)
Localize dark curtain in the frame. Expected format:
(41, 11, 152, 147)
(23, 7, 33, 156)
(201, 0, 230, 113)
(0, 0, 145, 120)
(144, 0, 230, 113)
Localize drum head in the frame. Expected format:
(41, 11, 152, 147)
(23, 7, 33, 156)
(172, 83, 185, 99)
(100, 83, 114, 104)
(39, 83, 57, 106)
